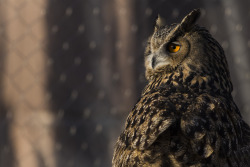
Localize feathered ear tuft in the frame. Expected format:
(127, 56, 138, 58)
(155, 15, 166, 30)
(179, 8, 201, 32)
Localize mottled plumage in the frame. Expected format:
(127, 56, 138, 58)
(112, 9, 250, 167)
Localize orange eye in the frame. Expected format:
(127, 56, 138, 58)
(167, 42, 181, 53)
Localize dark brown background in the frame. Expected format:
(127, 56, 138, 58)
(0, 0, 250, 166)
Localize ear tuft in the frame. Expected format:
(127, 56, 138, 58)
(180, 8, 201, 32)
(155, 14, 166, 30)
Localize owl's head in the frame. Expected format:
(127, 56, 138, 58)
(145, 9, 233, 94)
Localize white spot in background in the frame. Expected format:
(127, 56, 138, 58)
(69, 126, 77, 136)
(71, 90, 78, 100)
(97, 90, 105, 99)
(172, 9, 179, 18)
(244, 105, 250, 113)
(86, 73, 93, 83)
(6, 110, 12, 120)
(142, 40, 147, 47)
(3, 146, 10, 153)
(222, 41, 229, 50)
(245, 73, 250, 80)
(127, 56, 134, 65)
(40, 9, 46, 16)
(67, 160, 74, 167)
(94, 158, 101, 167)
(232, 89, 237, 98)
(210, 24, 217, 35)
(95, 124, 103, 133)
(235, 24, 243, 32)
(0, 27, 4, 35)
(81, 142, 88, 151)
(83, 108, 91, 119)
(74, 57, 82, 65)
(145, 8, 152, 16)
(119, 8, 127, 16)
(45, 92, 52, 101)
(62, 42, 69, 50)
(101, 58, 109, 66)
(59, 73, 67, 82)
(200, 8, 206, 17)
(89, 41, 96, 49)
(47, 58, 54, 66)
(57, 109, 64, 119)
(66, 7, 73, 16)
(247, 40, 250, 48)
(78, 24, 85, 33)
(55, 143, 62, 151)
(93, 7, 100, 15)
(139, 73, 146, 83)
(131, 24, 138, 33)
(110, 107, 117, 115)
(51, 25, 58, 33)
(124, 88, 131, 97)
(112, 73, 120, 81)
(104, 25, 111, 33)
(115, 41, 122, 50)
(235, 57, 241, 64)
(225, 7, 232, 16)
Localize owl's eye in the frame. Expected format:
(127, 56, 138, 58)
(167, 42, 181, 53)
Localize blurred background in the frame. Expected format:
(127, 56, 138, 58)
(0, 0, 250, 166)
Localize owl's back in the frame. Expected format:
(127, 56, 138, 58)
(113, 84, 250, 166)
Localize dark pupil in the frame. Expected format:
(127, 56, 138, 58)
(171, 45, 176, 50)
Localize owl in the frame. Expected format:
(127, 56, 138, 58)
(112, 9, 250, 167)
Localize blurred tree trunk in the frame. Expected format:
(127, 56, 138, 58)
(109, 0, 137, 114)
(0, 2, 15, 167)
(2, 1, 56, 166)
(114, 0, 137, 113)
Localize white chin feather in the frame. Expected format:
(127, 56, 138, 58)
(154, 62, 171, 70)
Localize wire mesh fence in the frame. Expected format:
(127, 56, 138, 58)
(0, 0, 250, 166)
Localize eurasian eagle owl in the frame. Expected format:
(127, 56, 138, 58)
(112, 9, 250, 167)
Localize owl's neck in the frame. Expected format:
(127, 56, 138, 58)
(143, 67, 232, 97)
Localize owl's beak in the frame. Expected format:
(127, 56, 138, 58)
(151, 56, 157, 69)
(150, 51, 171, 70)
